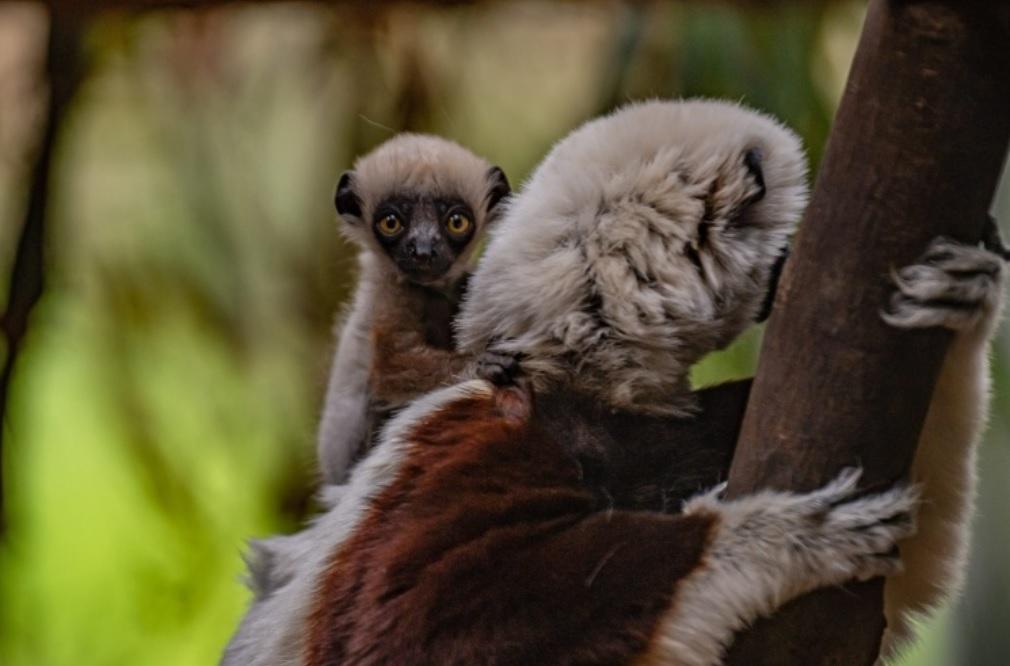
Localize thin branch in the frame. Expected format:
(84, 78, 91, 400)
(0, 5, 85, 538)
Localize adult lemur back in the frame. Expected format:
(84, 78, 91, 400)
(223, 101, 921, 666)
(318, 134, 509, 483)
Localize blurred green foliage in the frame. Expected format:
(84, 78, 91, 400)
(0, 2, 1006, 664)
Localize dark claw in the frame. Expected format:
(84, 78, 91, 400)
(982, 214, 1010, 261)
(743, 148, 766, 204)
(476, 349, 524, 387)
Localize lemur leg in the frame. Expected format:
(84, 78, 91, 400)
(880, 234, 1006, 655)
(318, 299, 375, 484)
(642, 469, 918, 666)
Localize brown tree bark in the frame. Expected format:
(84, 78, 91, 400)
(724, 1, 1010, 663)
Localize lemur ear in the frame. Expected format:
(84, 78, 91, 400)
(742, 148, 766, 205)
(486, 166, 511, 213)
(335, 171, 363, 221)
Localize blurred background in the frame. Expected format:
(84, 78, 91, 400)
(0, 1, 1007, 664)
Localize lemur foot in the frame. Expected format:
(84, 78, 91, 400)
(476, 349, 524, 386)
(662, 471, 918, 665)
(686, 469, 919, 592)
(882, 235, 1005, 333)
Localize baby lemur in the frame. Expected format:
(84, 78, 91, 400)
(317, 134, 509, 483)
(224, 101, 921, 666)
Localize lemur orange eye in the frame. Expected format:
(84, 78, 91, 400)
(376, 214, 403, 237)
(446, 213, 472, 236)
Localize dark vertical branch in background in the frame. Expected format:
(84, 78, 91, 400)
(724, 1, 1010, 663)
(0, 5, 85, 537)
(594, 2, 646, 116)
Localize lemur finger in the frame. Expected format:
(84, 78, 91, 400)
(921, 239, 1002, 277)
(804, 466, 863, 511)
(852, 552, 905, 582)
(823, 484, 919, 542)
(892, 264, 994, 304)
(883, 293, 984, 331)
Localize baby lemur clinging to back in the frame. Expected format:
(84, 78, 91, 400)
(318, 134, 509, 483)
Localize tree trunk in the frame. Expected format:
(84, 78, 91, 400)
(724, 1, 1010, 663)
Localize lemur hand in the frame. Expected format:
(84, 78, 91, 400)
(476, 349, 524, 386)
(883, 222, 1006, 336)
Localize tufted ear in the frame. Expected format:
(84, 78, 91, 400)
(742, 148, 767, 205)
(334, 171, 363, 221)
(486, 166, 511, 213)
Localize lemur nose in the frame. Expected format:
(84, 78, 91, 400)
(409, 240, 433, 261)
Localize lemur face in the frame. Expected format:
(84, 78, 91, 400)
(333, 135, 510, 287)
(368, 193, 477, 284)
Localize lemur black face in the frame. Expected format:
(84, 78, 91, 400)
(372, 194, 477, 283)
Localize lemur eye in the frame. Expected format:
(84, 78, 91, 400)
(445, 213, 472, 236)
(376, 214, 403, 237)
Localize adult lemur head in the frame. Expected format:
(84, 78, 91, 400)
(335, 134, 510, 288)
(457, 99, 809, 415)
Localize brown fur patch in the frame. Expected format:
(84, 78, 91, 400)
(368, 284, 471, 407)
(303, 385, 718, 665)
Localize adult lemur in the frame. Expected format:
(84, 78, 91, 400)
(459, 99, 1007, 653)
(318, 134, 509, 483)
(458, 96, 1007, 654)
(223, 100, 931, 665)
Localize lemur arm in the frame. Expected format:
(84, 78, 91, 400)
(317, 281, 377, 484)
(881, 232, 1007, 651)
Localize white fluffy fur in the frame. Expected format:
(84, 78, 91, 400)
(223, 380, 494, 666)
(457, 99, 808, 415)
(879, 239, 1006, 657)
(639, 469, 919, 666)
